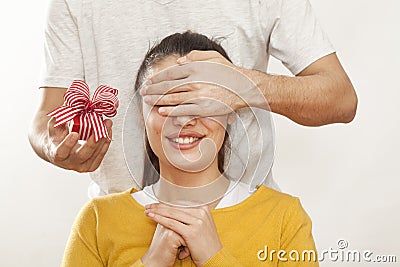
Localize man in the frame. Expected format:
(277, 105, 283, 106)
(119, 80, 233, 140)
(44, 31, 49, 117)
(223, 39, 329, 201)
(29, 0, 357, 196)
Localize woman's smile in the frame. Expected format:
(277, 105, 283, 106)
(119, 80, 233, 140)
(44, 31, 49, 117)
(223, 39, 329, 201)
(166, 131, 205, 150)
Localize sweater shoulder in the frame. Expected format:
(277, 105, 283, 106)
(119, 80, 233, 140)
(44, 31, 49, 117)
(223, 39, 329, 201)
(89, 188, 139, 212)
(242, 185, 302, 218)
(255, 185, 298, 204)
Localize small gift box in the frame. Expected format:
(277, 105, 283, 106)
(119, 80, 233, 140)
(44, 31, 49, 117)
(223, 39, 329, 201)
(47, 80, 119, 142)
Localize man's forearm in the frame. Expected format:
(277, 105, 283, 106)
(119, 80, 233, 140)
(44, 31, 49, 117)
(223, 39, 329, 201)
(253, 71, 357, 126)
(245, 55, 358, 126)
(28, 111, 52, 162)
(29, 87, 67, 162)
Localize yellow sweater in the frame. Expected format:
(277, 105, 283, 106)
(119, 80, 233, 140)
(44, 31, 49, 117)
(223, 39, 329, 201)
(62, 186, 319, 266)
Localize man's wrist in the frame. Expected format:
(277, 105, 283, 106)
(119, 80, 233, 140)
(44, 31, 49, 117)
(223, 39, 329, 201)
(239, 68, 271, 110)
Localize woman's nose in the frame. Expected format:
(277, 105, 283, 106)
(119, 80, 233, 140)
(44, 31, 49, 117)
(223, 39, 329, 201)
(172, 116, 197, 127)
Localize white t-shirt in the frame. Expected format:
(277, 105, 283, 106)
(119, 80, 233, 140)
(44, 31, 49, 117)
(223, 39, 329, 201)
(40, 0, 334, 195)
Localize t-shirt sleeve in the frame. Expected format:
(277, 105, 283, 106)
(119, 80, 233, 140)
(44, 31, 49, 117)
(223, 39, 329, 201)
(279, 198, 319, 267)
(61, 200, 104, 267)
(268, 0, 335, 75)
(39, 0, 84, 88)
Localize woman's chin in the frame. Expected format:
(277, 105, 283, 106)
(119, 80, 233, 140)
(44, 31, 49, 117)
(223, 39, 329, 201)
(163, 139, 203, 161)
(161, 138, 217, 173)
(163, 153, 215, 173)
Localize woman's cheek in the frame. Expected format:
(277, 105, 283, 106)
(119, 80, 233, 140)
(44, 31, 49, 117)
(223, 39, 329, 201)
(145, 112, 165, 153)
(203, 116, 229, 131)
(203, 118, 228, 144)
(146, 126, 164, 160)
(146, 107, 166, 131)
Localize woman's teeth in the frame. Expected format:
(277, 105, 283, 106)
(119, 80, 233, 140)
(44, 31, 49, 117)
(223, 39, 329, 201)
(171, 137, 199, 144)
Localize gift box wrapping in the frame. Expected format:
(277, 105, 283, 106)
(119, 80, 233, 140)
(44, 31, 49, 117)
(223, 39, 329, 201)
(47, 80, 119, 142)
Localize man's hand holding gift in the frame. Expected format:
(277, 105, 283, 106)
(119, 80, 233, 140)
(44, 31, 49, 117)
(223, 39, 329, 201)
(46, 80, 119, 173)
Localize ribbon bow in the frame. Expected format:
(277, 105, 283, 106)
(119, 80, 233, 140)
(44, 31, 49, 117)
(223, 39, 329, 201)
(47, 80, 119, 142)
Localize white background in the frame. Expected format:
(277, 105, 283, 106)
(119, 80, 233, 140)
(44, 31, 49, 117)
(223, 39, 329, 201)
(0, 0, 399, 266)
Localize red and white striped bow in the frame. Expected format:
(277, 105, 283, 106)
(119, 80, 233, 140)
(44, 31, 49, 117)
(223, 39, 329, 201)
(47, 80, 119, 142)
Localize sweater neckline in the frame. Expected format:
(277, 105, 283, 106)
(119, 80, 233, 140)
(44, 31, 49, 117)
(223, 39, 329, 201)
(125, 185, 267, 213)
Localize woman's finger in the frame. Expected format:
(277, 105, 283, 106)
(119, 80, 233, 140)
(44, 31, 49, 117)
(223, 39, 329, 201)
(146, 211, 189, 236)
(178, 246, 190, 260)
(145, 205, 197, 225)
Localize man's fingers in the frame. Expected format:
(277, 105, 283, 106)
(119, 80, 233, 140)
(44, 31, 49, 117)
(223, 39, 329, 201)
(86, 139, 111, 172)
(103, 119, 113, 140)
(74, 133, 105, 163)
(158, 104, 201, 117)
(103, 119, 113, 130)
(82, 120, 112, 172)
(178, 50, 221, 63)
(147, 64, 191, 85)
(143, 92, 195, 106)
(48, 117, 69, 144)
(142, 79, 192, 96)
(52, 132, 79, 161)
(48, 117, 113, 171)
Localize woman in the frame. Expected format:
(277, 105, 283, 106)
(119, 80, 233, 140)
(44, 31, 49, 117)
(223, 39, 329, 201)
(62, 32, 319, 267)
